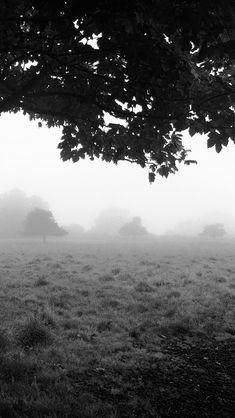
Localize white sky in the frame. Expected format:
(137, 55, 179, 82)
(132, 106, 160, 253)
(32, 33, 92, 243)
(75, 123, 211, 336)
(0, 112, 235, 234)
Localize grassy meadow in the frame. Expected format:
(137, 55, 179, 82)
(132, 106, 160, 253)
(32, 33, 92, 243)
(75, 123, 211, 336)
(0, 237, 234, 417)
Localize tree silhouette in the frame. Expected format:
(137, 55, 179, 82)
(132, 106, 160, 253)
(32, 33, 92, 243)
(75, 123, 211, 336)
(0, 189, 48, 238)
(200, 223, 226, 238)
(0, 1, 234, 180)
(23, 208, 67, 242)
(119, 217, 148, 236)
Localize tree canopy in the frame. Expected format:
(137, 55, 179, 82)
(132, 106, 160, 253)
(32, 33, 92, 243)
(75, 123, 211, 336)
(200, 223, 226, 238)
(0, 0, 235, 180)
(119, 217, 148, 236)
(23, 208, 67, 242)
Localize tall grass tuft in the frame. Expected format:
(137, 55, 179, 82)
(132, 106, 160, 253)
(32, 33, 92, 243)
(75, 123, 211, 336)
(0, 328, 9, 352)
(15, 317, 53, 349)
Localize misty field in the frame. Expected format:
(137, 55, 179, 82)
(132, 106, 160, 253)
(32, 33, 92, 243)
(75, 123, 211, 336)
(0, 238, 234, 417)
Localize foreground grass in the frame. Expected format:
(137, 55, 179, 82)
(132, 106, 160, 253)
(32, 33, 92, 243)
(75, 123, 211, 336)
(0, 238, 234, 417)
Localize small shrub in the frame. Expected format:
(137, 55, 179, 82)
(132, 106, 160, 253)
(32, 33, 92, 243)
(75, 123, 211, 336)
(15, 317, 52, 349)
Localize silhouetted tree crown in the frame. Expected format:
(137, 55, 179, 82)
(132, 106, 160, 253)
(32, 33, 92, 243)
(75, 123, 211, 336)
(23, 208, 67, 241)
(119, 217, 148, 236)
(0, 1, 235, 180)
(200, 223, 226, 238)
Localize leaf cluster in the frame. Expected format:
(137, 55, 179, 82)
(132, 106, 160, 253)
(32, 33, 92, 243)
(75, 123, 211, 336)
(0, 0, 234, 180)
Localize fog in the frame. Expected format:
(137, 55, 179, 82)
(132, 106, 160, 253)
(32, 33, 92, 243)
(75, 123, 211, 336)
(0, 112, 235, 236)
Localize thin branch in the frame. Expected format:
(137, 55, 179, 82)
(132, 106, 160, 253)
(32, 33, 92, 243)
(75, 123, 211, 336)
(196, 90, 235, 106)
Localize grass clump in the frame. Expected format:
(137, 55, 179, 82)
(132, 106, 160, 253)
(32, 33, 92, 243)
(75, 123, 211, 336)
(49, 292, 71, 309)
(61, 318, 79, 330)
(214, 276, 227, 283)
(80, 289, 89, 297)
(34, 275, 49, 287)
(82, 264, 93, 272)
(15, 317, 53, 349)
(0, 354, 38, 382)
(102, 298, 120, 308)
(111, 267, 121, 275)
(0, 328, 9, 352)
(99, 274, 115, 282)
(97, 319, 112, 332)
(167, 290, 181, 298)
(135, 281, 154, 293)
(39, 310, 57, 328)
(160, 320, 192, 337)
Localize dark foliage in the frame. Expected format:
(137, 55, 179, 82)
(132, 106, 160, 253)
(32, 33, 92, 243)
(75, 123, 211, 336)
(119, 216, 148, 236)
(0, 1, 235, 180)
(22, 208, 67, 241)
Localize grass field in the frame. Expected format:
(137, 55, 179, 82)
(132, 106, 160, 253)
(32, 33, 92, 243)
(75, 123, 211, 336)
(0, 237, 234, 417)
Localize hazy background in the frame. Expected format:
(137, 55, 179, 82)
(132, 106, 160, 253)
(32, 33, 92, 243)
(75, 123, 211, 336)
(0, 112, 235, 236)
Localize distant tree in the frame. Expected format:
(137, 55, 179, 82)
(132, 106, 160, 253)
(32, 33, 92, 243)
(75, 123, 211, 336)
(91, 208, 130, 236)
(0, 1, 235, 180)
(23, 208, 67, 242)
(0, 189, 49, 238)
(200, 223, 226, 238)
(119, 217, 148, 236)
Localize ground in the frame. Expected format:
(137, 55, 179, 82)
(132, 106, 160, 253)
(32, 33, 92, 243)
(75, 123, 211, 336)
(0, 237, 234, 417)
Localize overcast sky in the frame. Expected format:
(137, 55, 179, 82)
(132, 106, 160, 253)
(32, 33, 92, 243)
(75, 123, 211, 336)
(0, 112, 235, 235)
